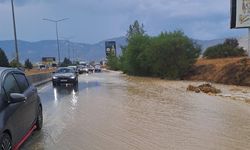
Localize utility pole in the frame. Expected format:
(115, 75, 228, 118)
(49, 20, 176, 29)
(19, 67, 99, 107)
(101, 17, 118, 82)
(248, 28, 250, 56)
(43, 18, 69, 65)
(11, 0, 19, 65)
(67, 41, 71, 61)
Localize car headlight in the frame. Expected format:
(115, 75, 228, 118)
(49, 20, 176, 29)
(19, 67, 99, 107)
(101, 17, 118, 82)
(52, 76, 58, 79)
(70, 76, 76, 79)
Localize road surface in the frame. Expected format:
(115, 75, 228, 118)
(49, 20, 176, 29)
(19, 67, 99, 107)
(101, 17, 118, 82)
(21, 71, 250, 150)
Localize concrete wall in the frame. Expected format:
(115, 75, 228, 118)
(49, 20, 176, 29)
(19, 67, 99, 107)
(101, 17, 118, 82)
(27, 73, 52, 86)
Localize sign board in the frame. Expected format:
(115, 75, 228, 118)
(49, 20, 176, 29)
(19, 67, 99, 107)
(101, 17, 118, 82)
(42, 57, 56, 62)
(231, 0, 250, 28)
(105, 41, 116, 57)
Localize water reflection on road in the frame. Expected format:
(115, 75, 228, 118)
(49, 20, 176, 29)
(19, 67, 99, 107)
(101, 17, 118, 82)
(22, 72, 250, 150)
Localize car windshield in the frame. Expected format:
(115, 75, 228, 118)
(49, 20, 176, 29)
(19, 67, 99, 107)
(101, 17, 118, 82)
(56, 68, 74, 73)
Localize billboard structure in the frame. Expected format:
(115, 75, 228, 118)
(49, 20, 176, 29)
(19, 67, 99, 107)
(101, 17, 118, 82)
(231, 0, 250, 56)
(105, 41, 116, 57)
(42, 57, 57, 67)
(231, 0, 250, 28)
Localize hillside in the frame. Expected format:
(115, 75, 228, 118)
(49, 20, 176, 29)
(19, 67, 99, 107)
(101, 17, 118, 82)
(184, 57, 250, 86)
(0, 36, 228, 63)
(0, 37, 126, 63)
(0, 35, 247, 63)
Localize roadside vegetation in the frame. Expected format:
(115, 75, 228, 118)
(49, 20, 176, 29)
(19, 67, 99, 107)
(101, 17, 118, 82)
(107, 20, 201, 79)
(60, 57, 73, 67)
(0, 48, 35, 69)
(203, 38, 246, 59)
(0, 48, 10, 67)
(25, 59, 33, 69)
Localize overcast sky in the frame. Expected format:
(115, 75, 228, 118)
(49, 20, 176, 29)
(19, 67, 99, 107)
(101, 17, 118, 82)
(0, 0, 247, 43)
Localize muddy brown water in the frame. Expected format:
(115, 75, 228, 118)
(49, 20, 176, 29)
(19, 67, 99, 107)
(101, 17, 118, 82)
(21, 71, 250, 150)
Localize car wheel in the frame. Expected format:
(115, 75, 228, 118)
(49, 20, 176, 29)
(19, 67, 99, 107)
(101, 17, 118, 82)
(0, 133, 12, 150)
(36, 106, 43, 131)
(73, 79, 78, 86)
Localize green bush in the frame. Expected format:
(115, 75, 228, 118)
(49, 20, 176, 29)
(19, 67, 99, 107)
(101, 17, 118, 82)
(10, 59, 22, 68)
(143, 31, 201, 79)
(120, 34, 151, 75)
(60, 58, 72, 67)
(107, 54, 120, 71)
(24, 59, 33, 69)
(107, 21, 201, 79)
(203, 38, 246, 59)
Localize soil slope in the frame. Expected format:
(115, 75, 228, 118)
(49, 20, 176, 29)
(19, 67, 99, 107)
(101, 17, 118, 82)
(184, 57, 250, 86)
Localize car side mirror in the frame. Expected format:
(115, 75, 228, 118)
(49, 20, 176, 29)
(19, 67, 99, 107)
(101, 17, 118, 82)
(10, 93, 27, 103)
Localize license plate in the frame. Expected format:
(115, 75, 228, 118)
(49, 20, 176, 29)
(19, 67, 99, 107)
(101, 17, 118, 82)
(61, 80, 67, 82)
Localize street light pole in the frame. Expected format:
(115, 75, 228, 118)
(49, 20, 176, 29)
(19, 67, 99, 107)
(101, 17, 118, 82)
(43, 18, 69, 65)
(11, 0, 19, 65)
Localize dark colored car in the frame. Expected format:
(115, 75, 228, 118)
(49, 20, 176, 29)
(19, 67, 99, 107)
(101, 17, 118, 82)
(52, 67, 78, 86)
(0, 67, 43, 150)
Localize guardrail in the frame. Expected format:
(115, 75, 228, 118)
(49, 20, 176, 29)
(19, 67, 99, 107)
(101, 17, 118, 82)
(27, 73, 52, 87)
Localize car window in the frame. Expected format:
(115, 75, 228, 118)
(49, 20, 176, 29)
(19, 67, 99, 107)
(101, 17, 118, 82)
(3, 74, 21, 98)
(56, 68, 74, 73)
(13, 73, 29, 93)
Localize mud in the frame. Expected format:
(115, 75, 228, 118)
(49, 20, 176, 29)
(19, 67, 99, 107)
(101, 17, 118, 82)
(21, 72, 250, 150)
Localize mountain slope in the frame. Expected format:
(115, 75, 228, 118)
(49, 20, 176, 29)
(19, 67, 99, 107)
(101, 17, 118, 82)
(0, 36, 246, 63)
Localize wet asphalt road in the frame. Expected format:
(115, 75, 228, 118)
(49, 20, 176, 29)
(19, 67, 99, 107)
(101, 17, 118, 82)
(21, 71, 250, 150)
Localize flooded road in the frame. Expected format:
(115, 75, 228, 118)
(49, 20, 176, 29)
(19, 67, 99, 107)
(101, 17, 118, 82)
(22, 71, 250, 150)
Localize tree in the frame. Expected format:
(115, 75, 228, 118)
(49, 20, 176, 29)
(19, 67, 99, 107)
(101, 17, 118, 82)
(126, 20, 145, 40)
(10, 59, 22, 68)
(120, 20, 149, 74)
(145, 31, 201, 79)
(224, 38, 239, 48)
(107, 54, 120, 71)
(111, 21, 201, 79)
(0, 48, 10, 67)
(24, 59, 33, 69)
(203, 38, 246, 59)
(120, 34, 151, 75)
(60, 58, 72, 67)
(120, 29, 201, 79)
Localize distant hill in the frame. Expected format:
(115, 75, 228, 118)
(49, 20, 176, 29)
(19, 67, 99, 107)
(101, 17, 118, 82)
(0, 36, 246, 63)
(0, 37, 126, 63)
(195, 39, 225, 53)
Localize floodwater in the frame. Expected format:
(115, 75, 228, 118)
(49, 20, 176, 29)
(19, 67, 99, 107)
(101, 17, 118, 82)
(22, 71, 250, 150)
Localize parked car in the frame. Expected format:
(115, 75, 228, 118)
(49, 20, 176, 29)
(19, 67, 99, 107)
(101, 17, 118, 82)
(0, 67, 43, 150)
(52, 67, 78, 86)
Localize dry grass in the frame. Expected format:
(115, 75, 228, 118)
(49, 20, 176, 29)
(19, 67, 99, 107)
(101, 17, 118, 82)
(184, 57, 250, 86)
(25, 68, 55, 76)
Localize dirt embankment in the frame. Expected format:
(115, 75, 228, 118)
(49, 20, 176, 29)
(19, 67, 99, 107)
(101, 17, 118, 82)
(184, 57, 250, 86)
(25, 68, 55, 76)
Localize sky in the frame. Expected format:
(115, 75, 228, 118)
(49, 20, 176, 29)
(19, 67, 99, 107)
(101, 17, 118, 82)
(0, 0, 247, 44)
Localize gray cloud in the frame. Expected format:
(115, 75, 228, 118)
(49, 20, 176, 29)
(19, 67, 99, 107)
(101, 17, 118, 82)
(0, 0, 245, 43)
